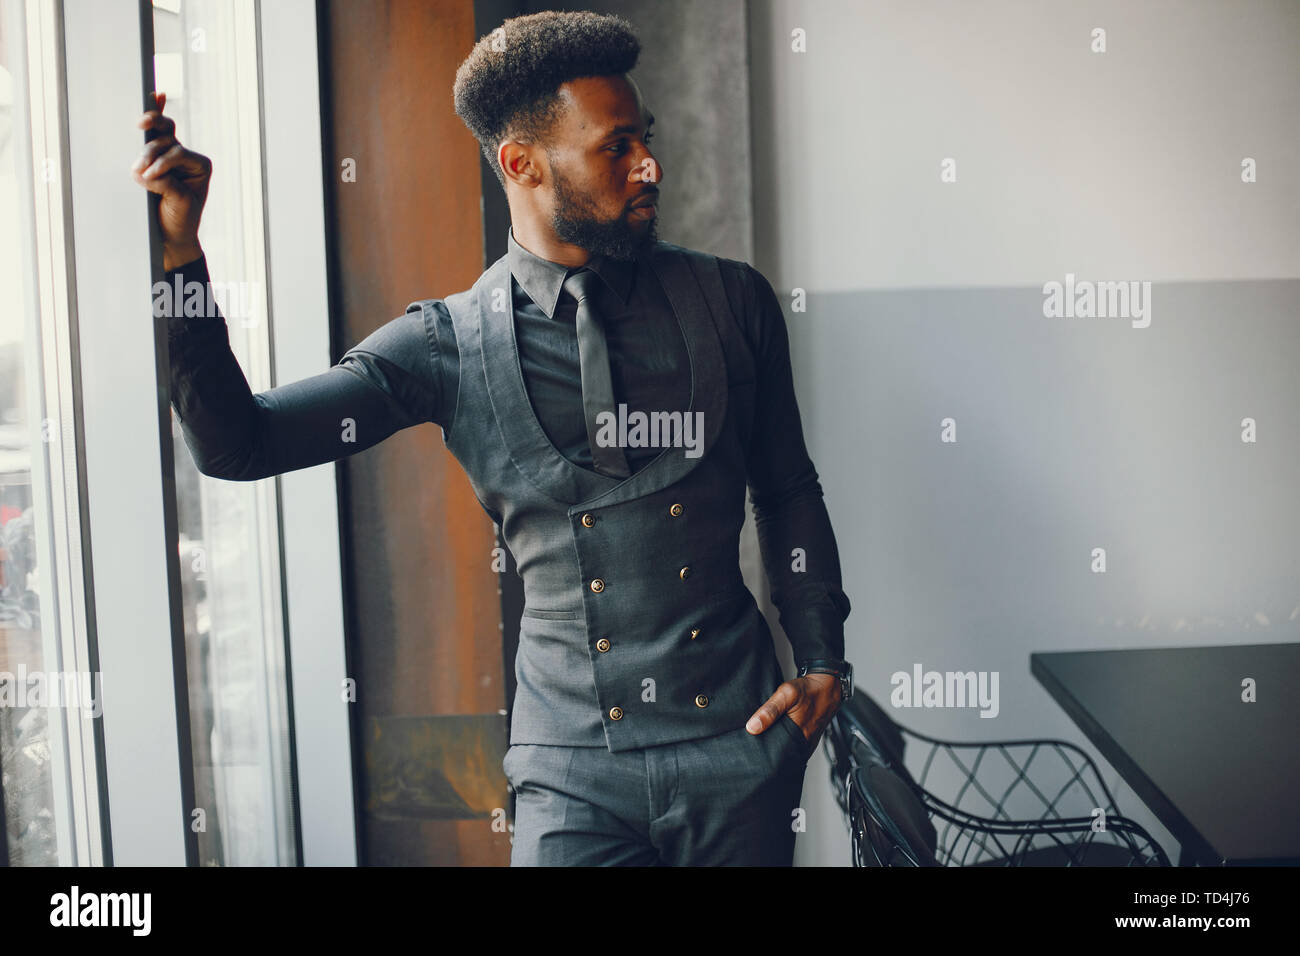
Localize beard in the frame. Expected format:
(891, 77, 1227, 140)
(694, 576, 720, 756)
(549, 160, 658, 262)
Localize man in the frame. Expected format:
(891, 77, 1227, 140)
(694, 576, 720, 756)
(133, 10, 852, 866)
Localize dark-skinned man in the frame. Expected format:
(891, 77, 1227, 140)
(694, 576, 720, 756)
(132, 10, 852, 866)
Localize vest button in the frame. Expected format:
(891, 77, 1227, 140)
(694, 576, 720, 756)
(679, 566, 691, 580)
(581, 513, 595, 527)
(669, 503, 683, 517)
(690, 628, 700, 640)
(590, 578, 605, 593)
(596, 638, 611, 652)
(694, 694, 709, 709)
(609, 706, 623, 720)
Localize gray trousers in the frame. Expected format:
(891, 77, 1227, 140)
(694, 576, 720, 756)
(504, 714, 815, 866)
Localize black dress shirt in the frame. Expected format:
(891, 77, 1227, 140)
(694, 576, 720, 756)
(161, 231, 851, 662)
(506, 228, 689, 474)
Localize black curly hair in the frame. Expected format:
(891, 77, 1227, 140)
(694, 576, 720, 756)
(453, 10, 641, 190)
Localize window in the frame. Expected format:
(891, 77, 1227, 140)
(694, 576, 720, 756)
(153, 0, 296, 866)
(2, 0, 346, 867)
(0, 0, 104, 866)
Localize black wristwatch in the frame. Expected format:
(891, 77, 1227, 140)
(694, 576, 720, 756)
(796, 658, 853, 701)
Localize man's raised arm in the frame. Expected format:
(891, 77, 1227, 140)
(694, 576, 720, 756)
(134, 92, 443, 482)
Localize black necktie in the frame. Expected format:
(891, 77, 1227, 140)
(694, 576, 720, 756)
(563, 268, 631, 478)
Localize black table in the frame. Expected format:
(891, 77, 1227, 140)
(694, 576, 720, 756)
(1031, 642, 1300, 866)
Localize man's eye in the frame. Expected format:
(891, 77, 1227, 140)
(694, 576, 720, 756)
(608, 132, 653, 154)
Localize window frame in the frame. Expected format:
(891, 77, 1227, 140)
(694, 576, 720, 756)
(258, 0, 357, 867)
(23, 0, 359, 865)
(62, 0, 195, 865)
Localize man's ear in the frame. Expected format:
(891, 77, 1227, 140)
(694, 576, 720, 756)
(499, 141, 542, 187)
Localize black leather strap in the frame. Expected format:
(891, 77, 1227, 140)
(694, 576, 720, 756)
(796, 658, 849, 675)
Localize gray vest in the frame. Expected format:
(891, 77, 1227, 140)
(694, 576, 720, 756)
(407, 240, 784, 752)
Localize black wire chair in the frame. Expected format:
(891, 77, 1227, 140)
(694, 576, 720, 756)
(824, 693, 1171, 867)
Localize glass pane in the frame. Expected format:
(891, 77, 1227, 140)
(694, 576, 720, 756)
(153, 0, 297, 866)
(0, 0, 96, 866)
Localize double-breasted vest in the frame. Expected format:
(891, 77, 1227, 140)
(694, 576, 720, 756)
(406, 240, 785, 752)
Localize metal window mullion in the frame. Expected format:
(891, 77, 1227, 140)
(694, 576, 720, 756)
(14, 0, 73, 868)
(62, 0, 198, 866)
(235, 0, 298, 867)
(13, 0, 108, 868)
(258, 0, 358, 866)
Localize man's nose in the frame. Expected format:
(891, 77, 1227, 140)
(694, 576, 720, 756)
(629, 149, 663, 185)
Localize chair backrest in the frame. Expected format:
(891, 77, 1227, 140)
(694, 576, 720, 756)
(835, 693, 918, 787)
(853, 763, 941, 867)
(849, 694, 907, 763)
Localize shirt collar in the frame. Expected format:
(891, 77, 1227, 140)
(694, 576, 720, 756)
(507, 226, 635, 319)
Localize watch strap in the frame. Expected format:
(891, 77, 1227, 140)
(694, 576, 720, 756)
(797, 658, 850, 676)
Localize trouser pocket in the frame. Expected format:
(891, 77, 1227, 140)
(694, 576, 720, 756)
(776, 714, 813, 764)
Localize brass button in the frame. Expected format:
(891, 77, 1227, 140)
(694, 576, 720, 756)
(669, 503, 683, 517)
(690, 628, 700, 640)
(609, 706, 623, 720)
(590, 578, 605, 593)
(694, 694, 709, 709)
(679, 566, 691, 580)
(596, 638, 611, 653)
(581, 513, 595, 527)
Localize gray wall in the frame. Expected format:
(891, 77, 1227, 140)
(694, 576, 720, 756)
(750, 0, 1300, 865)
